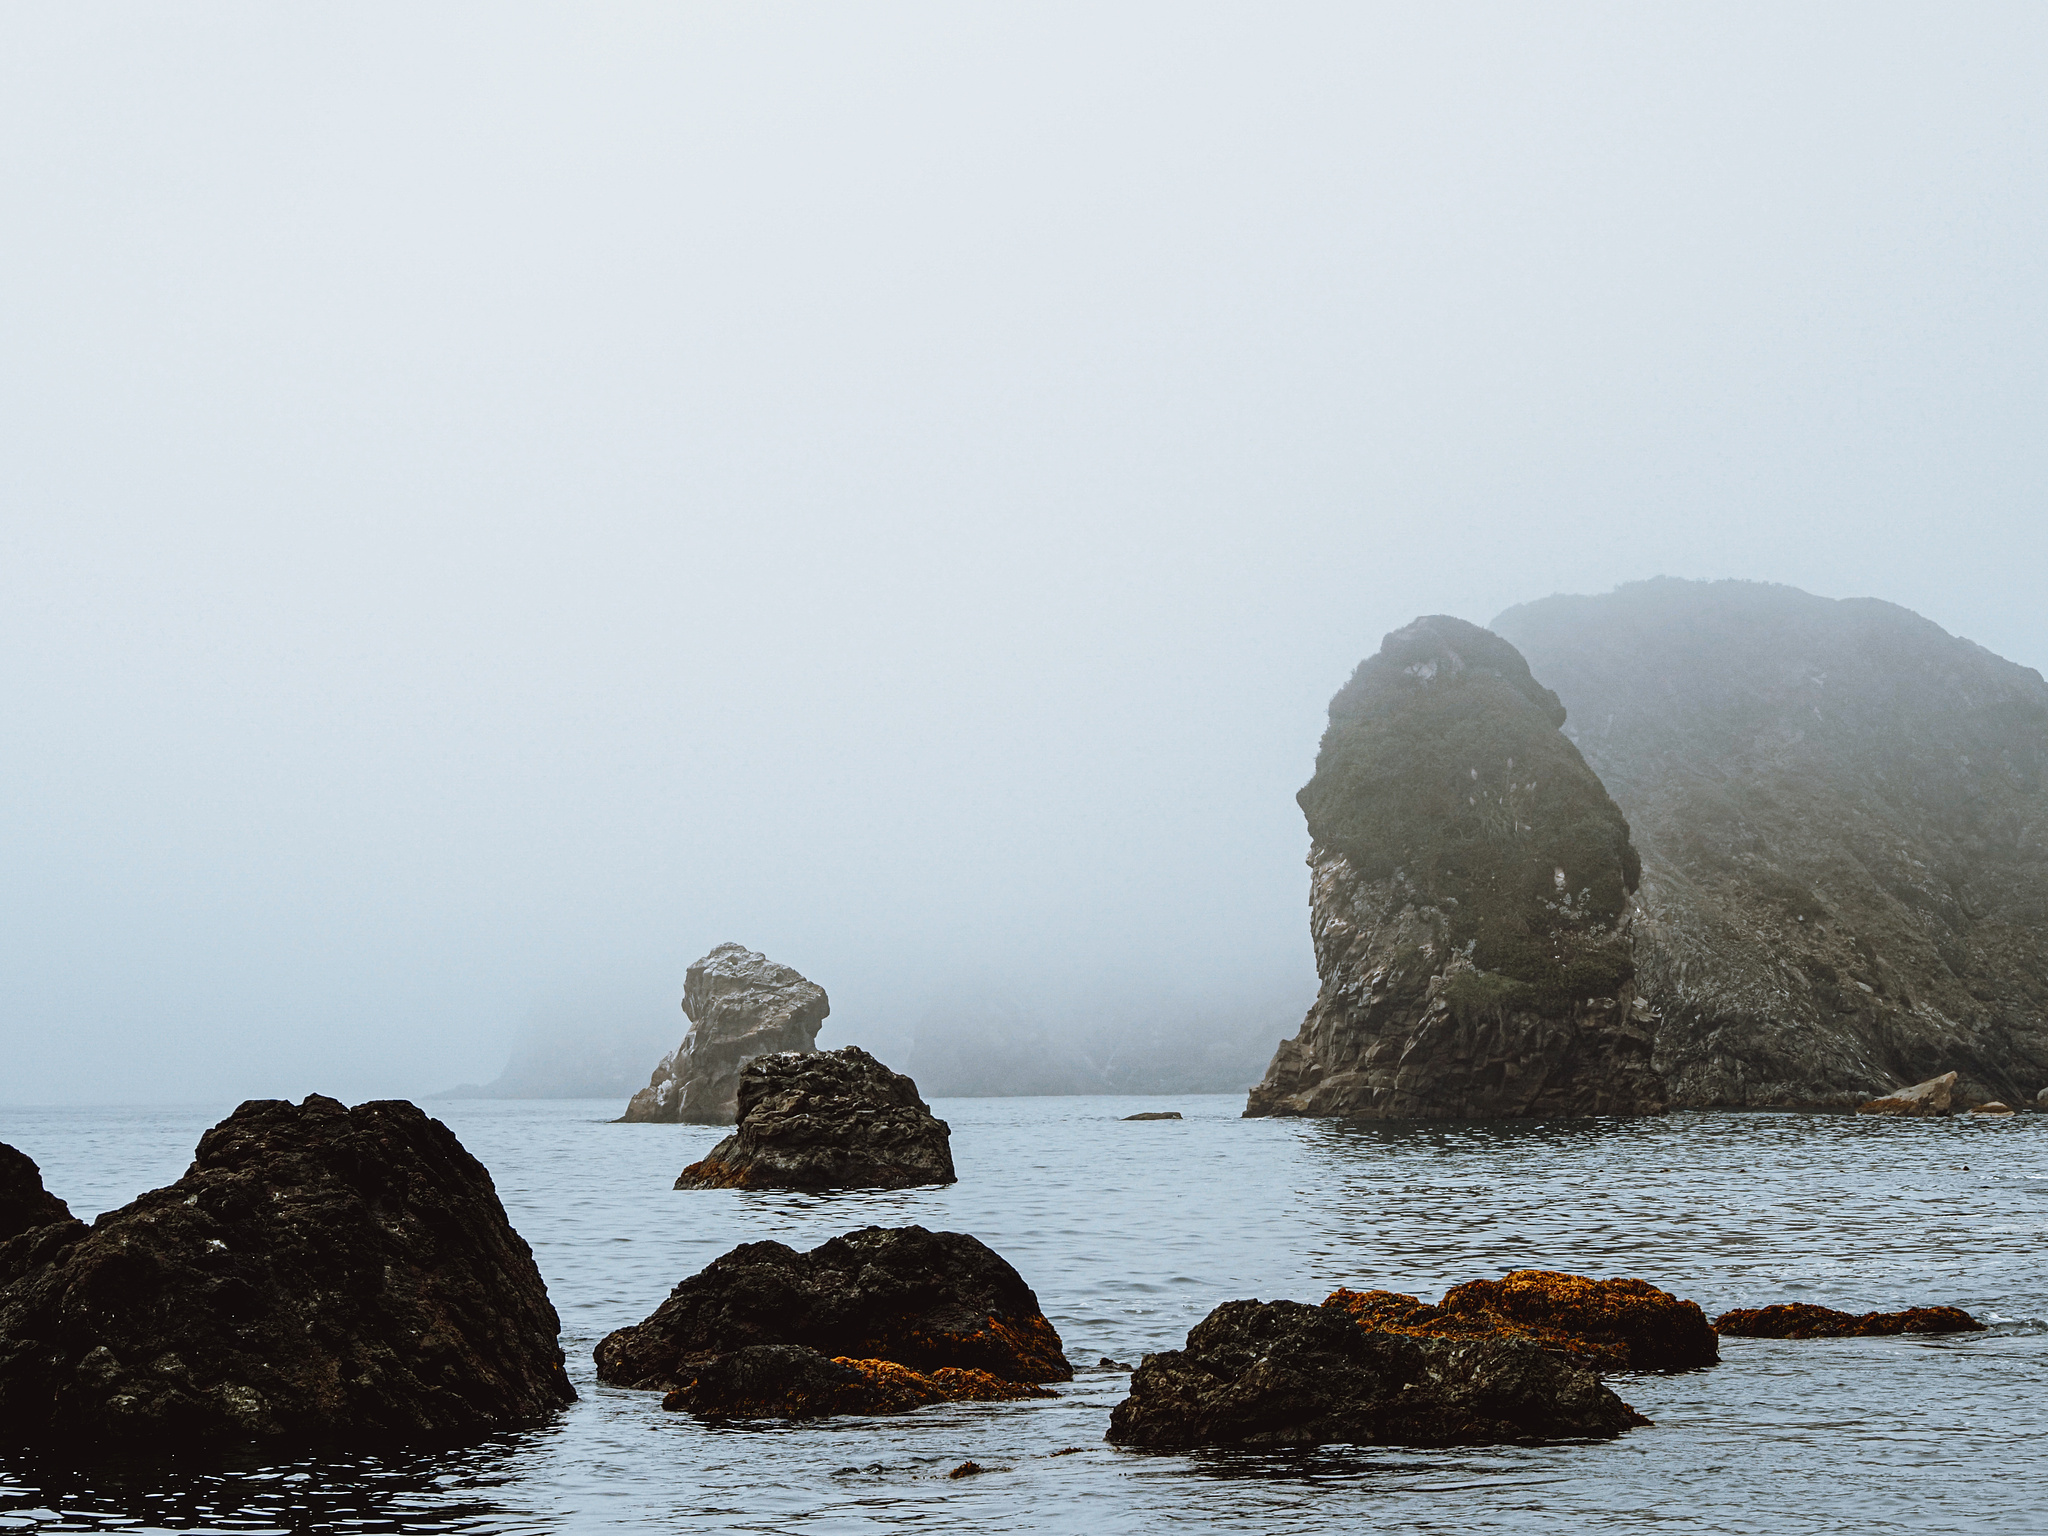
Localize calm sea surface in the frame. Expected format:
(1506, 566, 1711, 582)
(2, 1095, 2045, 1534)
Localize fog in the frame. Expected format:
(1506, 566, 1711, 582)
(4, 3, 2046, 1103)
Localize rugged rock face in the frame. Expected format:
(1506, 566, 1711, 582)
(1858, 1072, 1958, 1116)
(1494, 579, 2048, 1108)
(0, 1097, 574, 1448)
(1246, 615, 1667, 1120)
(1104, 1298, 1647, 1449)
(1714, 1303, 1985, 1338)
(675, 1046, 954, 1190)
(619, 943, 830, 1124)
(0, 1145, 73, 1247)
(1326, 1270, 1718, 1371)
(594, 1224, 1071, 1417)
(661, 1344, 1051, 1420)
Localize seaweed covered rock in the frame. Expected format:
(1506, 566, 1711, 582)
(1246, 616, 1667, 1120)
(1714, 1303, 1985, 1338)
(1857, 1072, 1958, 1117)
(1326, 1270, 1718, 1371)
(619, 943, 830, 1124)
(1105, 1298, 1646, 1449)
(661, 1344, 1051, 1420)
(0, 1144, 74, 1246)
(0, 1096, 574, 1449)
(594, 1225, 1070, 1419)
(675, 1046, 954, 1190)
(1495, 579, 2048, 1109)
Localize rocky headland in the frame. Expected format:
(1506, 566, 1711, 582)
(619, 943, 830, 1124)
(1245, 615, 1667, 1120)
(675, 1045, 955, 1190)
(594, 1225, 1070, 1420)
(1494, 578, 2048, 1109)
(1104, 1297, 1647, 1449)
(1326, 1269, 1718, 1371)
(0, 1097, 573, 1448)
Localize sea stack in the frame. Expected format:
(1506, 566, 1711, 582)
(676, 1046, 955, 1190)
(1245, 616, 1666, 1120)
(0, 1097, 573, 1448)
(1494, 579, 2048, 1108)
(619, 943, 830, 1124)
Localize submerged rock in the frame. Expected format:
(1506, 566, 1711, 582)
(675, 1046, 954, 1190)
(619, 943, 830, 1124)
(594, 1225, 1071, 1420)
(1104, 1298, 1647, 1449)
(0, 1096, 573, 1449)
(1245, 616, 1666, 1121)
(1326, 1270, 1718, 1371)
(1713, 1303, 1986, 1338)
(0, 1144, 73, 1247)
(1123, 1112, 1182, 1121)
(661, 1344, 1050, 1420)
(1495, 579, 2048, 1110)
(1857, 1072, 1958, 1117)
(1969, 1102, 2015, 1116)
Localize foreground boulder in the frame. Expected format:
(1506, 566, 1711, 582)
(1714, 1303, 1985, 1338)
(1326, 1269, 1718, 1371)
(0, 1096, 574, 1448)
(1105, 1299, 1646, 1449)
(595, 1225, 1070, 1420)
(0, 1144, 74, 1247)
(1245, 616, 1667, 1120)
(676, 1046, 954, 1190)
(1857, 1072, 1958, 1117)
(1495, 579, 2048, 1109)
(663, 1344, 1051, 1419)
(620, 943, 830, 1124)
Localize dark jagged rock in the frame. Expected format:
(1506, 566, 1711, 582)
(675, 1046, 954, 1190)
(1246, 615, 1667, 1120)
(0, 1144, 73, 1246)
(1104, 1298, 1647, 1449)
(594, 1224, 1071, 1420)
(1123, 1111, 1182, 1121)
(658, 1343, 1051, 1420)
(0, 1096, 573, 1448)
(1495, 578, 2048, 1109)
(1857, 1072, 1958, 1116)
(1714, 1303, 1986, 1338)
(1325, 1270, 1718, 1371)
(619, 943, 830, 1124)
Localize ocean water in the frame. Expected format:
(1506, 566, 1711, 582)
(2, 1095, 2045, 1534)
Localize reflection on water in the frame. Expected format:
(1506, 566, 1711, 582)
(3, 1096, 2046, 1533)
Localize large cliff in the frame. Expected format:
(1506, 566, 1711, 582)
(1493, 579, 2048, 1108)
(618, 944, 829, 1124)
(1245, 616, 1667, 1120)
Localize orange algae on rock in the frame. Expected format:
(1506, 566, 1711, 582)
(660, 1347, 1052, 1419)
(1325, 1270, 1718, 1371)
(1712, 1303, 1985, 1339)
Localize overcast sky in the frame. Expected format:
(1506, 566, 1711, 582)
(4, 3, 2045, 1104)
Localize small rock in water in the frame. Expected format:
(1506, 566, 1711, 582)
(675, 1046, 953, 1191)
(1968, 1102, 2014, 1116)
(1713, 1303, 1985, 1338)
(1122, 1111, 1182, 1121)
(947, 1461, 985, 1479)
(1105, 1298, 1647, 1449)
(1097, 1356, 1134, 1370)
(1856, 1072, 1958, 1117)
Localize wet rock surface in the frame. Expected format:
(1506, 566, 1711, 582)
(619, 943, 830, 1124)
(1495, 578, 2048, 1109)
(0, 1096, 574, 1449)
(1325, 1269, 1719, 1371)
(1714, 1303, 1986, 1338)
(594, 1225, 1071, 1420)
(1105, 1298, 1648, 1449)
(1858, 1072, 1958, 1116)
(1246, 615, 1667, 1121)
(659, 1344, 1050, 1420)
(675, 1046, 954, 1190)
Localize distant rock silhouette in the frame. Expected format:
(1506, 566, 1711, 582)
(619, 943, 829, 1124)
(1496, 578, 2048, 1109)
(675, 1046, 955, 1190)
(1714, 1302, 1985, 1338)
(0, 1096, 573, 1449)
(1246, 615, 1667, 1120)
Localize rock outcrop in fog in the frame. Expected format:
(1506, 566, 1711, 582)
(619, 943, 829, 1124)
(1494, 579, 2048, 1109)
(0, 1096, 572, 1448)
(1245, 616, 1667, 1120)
